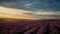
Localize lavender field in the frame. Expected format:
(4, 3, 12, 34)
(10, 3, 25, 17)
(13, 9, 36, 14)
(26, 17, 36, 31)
(0, 19, 60, 34)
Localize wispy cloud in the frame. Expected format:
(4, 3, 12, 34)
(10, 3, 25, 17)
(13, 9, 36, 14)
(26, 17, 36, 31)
(24, 3, 32, 6)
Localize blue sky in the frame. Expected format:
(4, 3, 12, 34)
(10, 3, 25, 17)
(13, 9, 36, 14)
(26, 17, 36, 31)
(0, 0, 60, 11)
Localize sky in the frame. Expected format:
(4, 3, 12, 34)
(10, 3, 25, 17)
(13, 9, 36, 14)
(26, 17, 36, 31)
(0, 0, 60, 20)
(0, 0, 60, 11)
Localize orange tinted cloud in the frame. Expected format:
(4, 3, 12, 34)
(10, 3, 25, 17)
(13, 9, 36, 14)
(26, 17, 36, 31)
(0, 6, 60, 20)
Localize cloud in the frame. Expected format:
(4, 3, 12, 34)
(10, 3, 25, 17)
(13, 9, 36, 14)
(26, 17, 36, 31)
(0, 6, 60, 20)
(24, 3, 32, 6)
(0, 0, 60, 20)
(0, 0, 60, 11)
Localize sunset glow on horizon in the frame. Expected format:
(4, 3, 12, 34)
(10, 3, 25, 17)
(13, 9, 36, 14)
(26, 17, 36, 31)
(0, 6, 60, 20)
